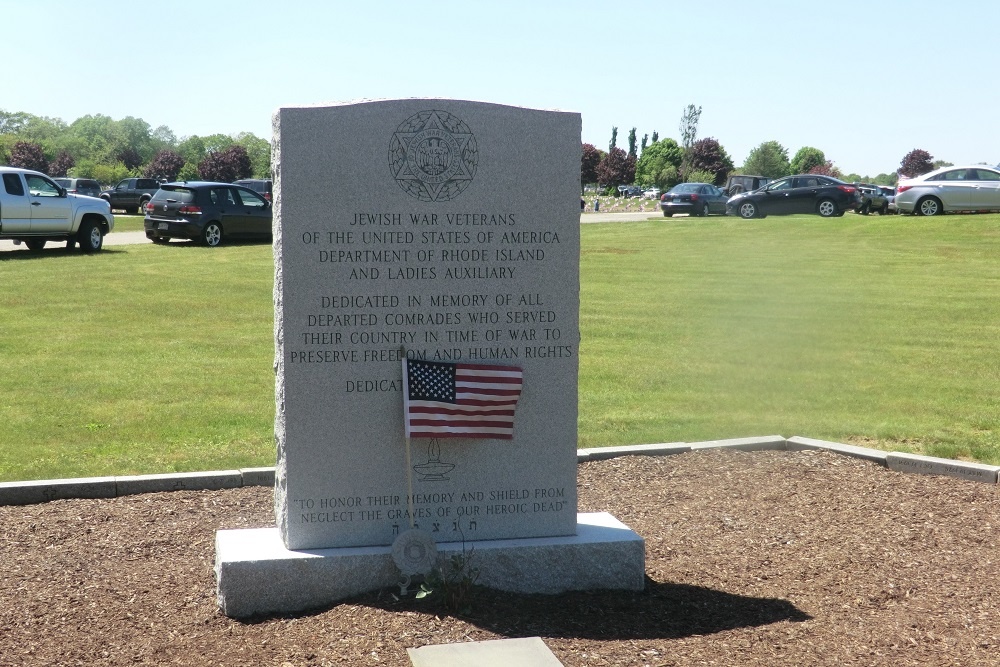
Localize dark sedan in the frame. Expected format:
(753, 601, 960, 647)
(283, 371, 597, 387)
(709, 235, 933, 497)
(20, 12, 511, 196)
(659, 182, 729, 217)
(143, 182, 272, 247)
(726, 175, 861, 219)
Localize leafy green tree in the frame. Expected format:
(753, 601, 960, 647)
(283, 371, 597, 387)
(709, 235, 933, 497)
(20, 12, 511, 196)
(0, 109, 32, 134)
(178, 161, 200, 181)
(689, 138, 734, 186)
(899, 149, 933, 177)
(640, 134, 648, 154)
(152, 125, 177, 149)
(790, 147, 826, 174)
(686, 169, 716, 185)
(113, 116, 154, 164)
(177, 136, 207, 168)
(651, 131, 658, 143)
(234, 132, 271, 179)
(634, 138, 683, 190)
(609, 126, 618, 152)
(679, 104, 701, 149)
(91, 162, 132, 185)
(742, 140, 790, 178)
(627, 127, 637, 159)
(201, 133, 235, 154)
(678, 104, 702, 179)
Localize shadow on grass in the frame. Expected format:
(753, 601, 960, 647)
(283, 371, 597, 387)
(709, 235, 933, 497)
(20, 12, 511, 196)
(145, 237, 273, 249)
(0, 238, 271, 260)
(0, 246, 130, 262)
(246, 577, 811, 640)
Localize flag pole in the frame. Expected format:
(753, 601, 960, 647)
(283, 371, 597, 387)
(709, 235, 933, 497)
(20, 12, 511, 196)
(401, 347, 415, 530)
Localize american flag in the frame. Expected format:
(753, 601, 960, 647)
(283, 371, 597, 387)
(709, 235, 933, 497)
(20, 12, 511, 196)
(402, 358, 523, 439)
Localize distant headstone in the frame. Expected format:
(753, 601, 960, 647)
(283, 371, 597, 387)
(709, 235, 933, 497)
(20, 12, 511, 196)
(273, 99, 581, 550)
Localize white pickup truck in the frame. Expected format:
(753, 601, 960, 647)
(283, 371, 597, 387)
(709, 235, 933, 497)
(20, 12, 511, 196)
(0, 166, 114, 251)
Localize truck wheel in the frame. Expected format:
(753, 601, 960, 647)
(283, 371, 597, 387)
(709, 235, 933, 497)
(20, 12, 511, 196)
(137, 198, 150, 215)
(25, 239, 46, 251)
(817, 199, 838, 217)
(78, 221, 104, 252)
(202, 222, 223, 247)
(65, 238, 76, 251)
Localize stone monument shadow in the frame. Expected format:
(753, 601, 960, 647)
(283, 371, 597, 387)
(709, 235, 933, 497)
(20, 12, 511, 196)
(413, 578, 811, 640)
(234, 578, 811, 639)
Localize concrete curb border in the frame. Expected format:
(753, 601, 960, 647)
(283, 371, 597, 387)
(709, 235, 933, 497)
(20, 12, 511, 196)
(2, 437, 994, 507)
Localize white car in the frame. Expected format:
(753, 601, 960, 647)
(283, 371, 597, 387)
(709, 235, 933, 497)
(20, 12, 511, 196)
(895, 165, 1000, 216)
(642, 188, 660, 199)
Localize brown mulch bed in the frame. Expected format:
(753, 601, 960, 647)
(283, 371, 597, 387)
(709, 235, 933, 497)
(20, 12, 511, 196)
(3, 448, 1000, 666)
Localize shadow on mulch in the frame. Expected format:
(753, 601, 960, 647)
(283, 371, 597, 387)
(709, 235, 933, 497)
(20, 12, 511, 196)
(246, 576, 811, 641)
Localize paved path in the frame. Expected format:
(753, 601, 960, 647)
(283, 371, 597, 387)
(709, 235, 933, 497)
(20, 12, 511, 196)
(581, 211, 660, 224)
(0, 231, 150, 252)
(0, 213, 659, 253)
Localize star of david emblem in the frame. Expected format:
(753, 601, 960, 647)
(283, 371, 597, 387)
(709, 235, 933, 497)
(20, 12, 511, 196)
(388, 110, 478, 202)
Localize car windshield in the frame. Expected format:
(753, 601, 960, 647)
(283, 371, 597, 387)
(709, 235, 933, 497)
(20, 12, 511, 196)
(670, 183, 702, 194)
(151, 187, 195, 203)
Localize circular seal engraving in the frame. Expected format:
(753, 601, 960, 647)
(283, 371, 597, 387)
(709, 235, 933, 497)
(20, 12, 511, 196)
(391, 528, 438, 576)
(388, 110, 478, 202)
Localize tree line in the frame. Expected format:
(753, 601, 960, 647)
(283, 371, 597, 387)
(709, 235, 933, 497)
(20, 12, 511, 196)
(583, 105, 947, 193)
(0, 109, 270, 185)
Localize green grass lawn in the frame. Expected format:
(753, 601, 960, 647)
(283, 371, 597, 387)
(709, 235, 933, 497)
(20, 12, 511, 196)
(2, 213, 999, 481)
(111, 214, 145, 232)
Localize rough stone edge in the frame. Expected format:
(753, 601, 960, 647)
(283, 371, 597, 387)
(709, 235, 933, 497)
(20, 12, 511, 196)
(784, 436, 889, 465)
(6, 435, 997, 506)
(689, 435, 788, 452)
(578, 442, 689, 462)
(886, 452, 1000, 484)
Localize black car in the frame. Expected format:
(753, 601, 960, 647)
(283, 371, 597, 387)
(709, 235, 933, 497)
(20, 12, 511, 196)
(726, 175, 861, 219)
(659, 182, 728, 217)
(144, 182, 272, 246)
(233, 178, 273, 202)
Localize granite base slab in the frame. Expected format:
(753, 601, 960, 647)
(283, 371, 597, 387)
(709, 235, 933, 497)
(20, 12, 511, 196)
(408, 636, 563, 666)
(215, 512, 645, 618)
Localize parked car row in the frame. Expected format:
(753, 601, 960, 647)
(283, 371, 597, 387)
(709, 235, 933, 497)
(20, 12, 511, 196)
(655, 164, 1000, 220)
(660, 175, 863, 219)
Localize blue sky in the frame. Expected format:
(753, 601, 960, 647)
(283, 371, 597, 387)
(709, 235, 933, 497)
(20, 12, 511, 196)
(5, 0, 998, 176)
